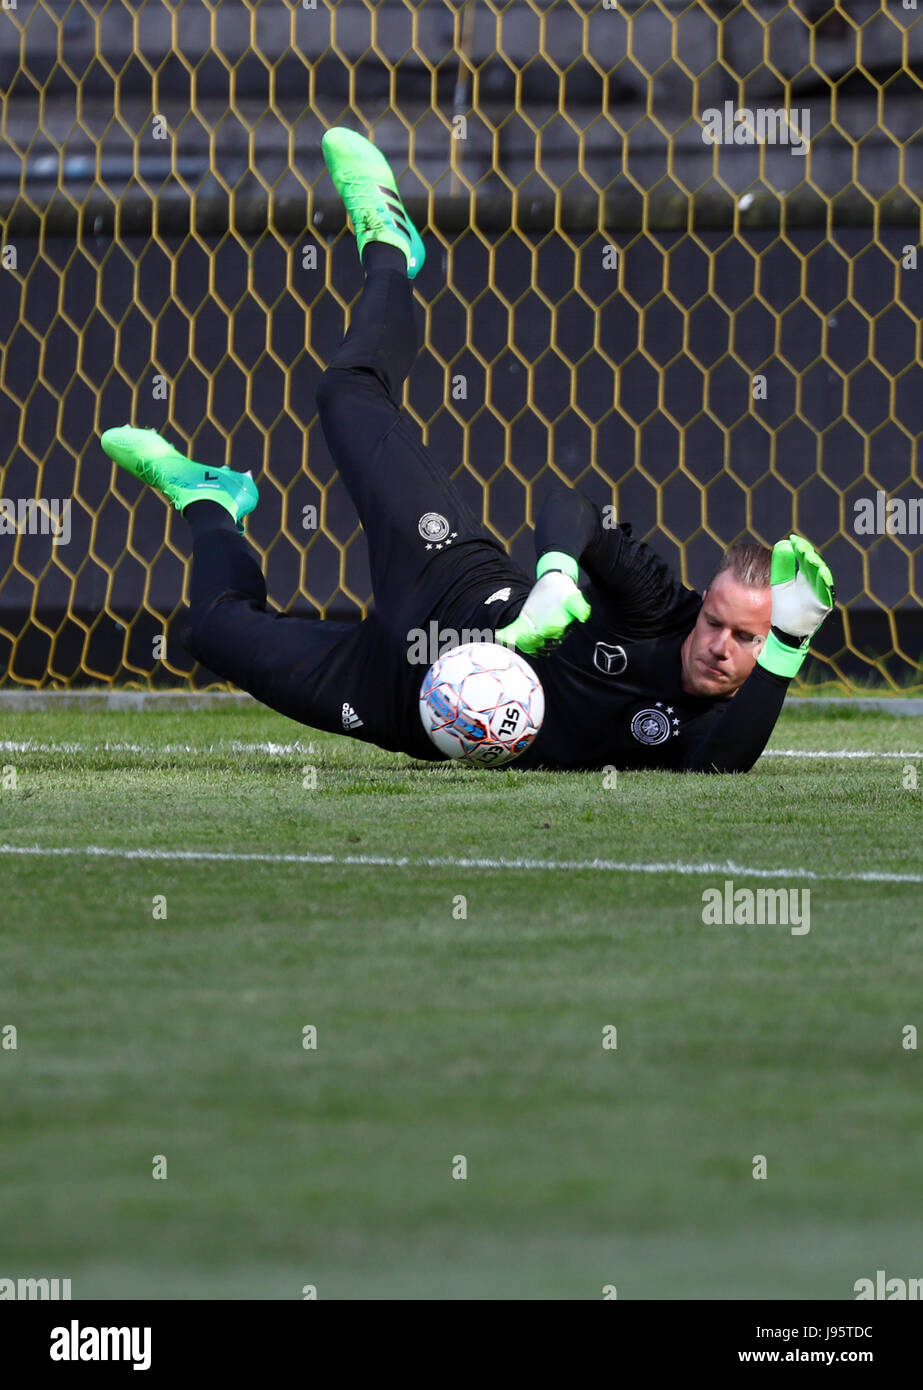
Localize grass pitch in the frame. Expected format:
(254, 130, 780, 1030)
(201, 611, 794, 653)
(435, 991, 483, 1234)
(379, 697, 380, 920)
(0, 701, 920, 1300)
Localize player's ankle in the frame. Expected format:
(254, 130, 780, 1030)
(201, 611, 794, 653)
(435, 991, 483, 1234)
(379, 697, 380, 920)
(184, 500, 239, 537)
(360, 241, 408, 276)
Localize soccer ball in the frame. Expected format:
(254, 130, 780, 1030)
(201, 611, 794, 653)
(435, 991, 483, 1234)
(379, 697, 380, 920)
(419, 641, 545, 766)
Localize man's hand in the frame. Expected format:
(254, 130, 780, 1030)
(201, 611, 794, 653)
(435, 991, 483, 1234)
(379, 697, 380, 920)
(496, 555, 591, 655)
(757, 533, 835, 679)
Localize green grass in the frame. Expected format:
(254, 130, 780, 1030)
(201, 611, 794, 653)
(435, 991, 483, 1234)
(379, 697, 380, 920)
(0, 704, 920, 1299)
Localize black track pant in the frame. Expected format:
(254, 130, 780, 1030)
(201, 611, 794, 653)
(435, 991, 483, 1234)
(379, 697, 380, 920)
(182, 262, 531, 757)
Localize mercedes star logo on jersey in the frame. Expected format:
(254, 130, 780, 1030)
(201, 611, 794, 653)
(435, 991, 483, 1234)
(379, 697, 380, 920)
(593, 641, 628, 675)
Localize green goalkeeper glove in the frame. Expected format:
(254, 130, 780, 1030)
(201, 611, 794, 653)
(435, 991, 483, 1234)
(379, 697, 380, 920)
(757, 533, 835, 680)
(495, 550, 591, 655)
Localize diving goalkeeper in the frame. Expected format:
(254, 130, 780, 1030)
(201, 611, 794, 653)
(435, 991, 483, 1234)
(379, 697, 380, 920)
(100, 128, 835, 774)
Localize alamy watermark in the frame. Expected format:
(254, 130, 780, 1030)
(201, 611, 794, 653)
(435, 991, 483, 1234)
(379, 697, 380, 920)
(406, 623, 495, 666)
(0, 498, 71, 545)
(50, 1321, 151, 1370)
(0, 1275, 71, 1299)
(854, 1269, 922, 1299)
(701, 879, 810, 935)
(701, 103, 810, 156)
(852, 490, 923, 536)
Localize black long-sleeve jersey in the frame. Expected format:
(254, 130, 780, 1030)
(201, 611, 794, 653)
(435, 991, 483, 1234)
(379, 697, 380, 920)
(508, 484, 789, 773)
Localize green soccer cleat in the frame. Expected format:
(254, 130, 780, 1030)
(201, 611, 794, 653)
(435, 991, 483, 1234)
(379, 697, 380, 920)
(321, 126, 426, 279)
(100, 426, 259, 529)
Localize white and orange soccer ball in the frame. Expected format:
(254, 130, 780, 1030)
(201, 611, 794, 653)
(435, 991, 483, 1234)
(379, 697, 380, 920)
(419, 641, 545, 766)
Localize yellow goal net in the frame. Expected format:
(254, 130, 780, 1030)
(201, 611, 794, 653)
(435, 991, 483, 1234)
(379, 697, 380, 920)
(0, 0, 920, 690)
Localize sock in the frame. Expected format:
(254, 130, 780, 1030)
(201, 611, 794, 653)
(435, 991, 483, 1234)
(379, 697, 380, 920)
(184, 500, 238, 538)
(360, 241, 408, 276)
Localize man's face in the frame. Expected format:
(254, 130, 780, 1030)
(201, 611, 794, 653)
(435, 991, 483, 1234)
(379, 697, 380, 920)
(680, 571, 772, 698)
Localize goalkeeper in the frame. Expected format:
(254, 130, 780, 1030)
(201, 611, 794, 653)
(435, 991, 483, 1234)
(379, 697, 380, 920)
(101, 128, 834, 774)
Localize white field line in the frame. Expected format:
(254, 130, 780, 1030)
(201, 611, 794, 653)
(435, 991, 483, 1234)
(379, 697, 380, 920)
(0, 843, 919, 884)
(0, 739, 319, 756)
(1, 740, 922, 760)
(764, 750, 922, 760)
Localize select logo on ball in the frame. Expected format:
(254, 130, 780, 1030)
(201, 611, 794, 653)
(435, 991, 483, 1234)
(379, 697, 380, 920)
(419, 642, 544, 766)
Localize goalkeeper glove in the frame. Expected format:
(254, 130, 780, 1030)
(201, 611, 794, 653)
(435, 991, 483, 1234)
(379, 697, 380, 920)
(757, 533, 835, 680)
(495, 550, 591, 655)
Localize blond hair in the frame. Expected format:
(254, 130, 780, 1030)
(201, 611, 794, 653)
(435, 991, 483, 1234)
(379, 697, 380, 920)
(710, 540, 772, 590)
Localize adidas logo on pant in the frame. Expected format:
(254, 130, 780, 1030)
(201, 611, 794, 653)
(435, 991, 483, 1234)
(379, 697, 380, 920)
(341, 702, 364, 731)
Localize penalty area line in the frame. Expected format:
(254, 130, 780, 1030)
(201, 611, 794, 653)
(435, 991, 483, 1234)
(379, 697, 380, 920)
(0, 843, 919, 884)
